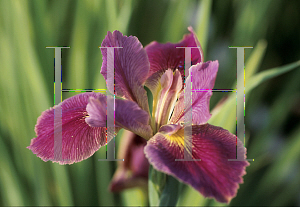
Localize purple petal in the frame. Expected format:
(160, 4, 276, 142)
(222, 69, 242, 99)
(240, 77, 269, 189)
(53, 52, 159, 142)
(109, 130, 149, 192)
(27, 93, 114, 165)
(101, 31, 150, 113)
(145, 27, 203, 81)
(86, 96, 153, 139)
(85, 96, 107, 127)
(144, 124, 249, 203)
(170, 61, 218, 125)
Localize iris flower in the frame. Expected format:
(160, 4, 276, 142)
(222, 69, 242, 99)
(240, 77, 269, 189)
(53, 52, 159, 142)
(28, 27, 249, 203)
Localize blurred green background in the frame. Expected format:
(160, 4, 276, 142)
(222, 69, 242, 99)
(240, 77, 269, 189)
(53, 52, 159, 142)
(0, 0, 300, 206)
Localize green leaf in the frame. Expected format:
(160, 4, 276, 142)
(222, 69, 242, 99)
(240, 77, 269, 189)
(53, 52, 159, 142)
(247, 122, 300, 205)
(162, 0, 189, 42)
(177, 185, 206, 206)
(148, 165, 182, 207)
(209, 60, 300, 133)
(195, 0, 212, 58)
(148, 165, 166, 206)
(245, 39, 268, 80)
(246, 60, 300, 93)
(159, 175, 181, 206)
(0, 136, 25, 206)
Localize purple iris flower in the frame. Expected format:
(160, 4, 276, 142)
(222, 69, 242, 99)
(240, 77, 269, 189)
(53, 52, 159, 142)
(28, 27, 249, 203)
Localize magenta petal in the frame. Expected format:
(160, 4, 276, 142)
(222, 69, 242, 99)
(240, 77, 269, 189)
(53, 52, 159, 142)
(170, 61, 219, 125)
(27, 93, 111, 165)
(101, 30, 150, 113)
(86, 96, 153, 139)
(144, 124, 249, 203)
(109, 130, 149, 192)
(145, 27, 203, 79)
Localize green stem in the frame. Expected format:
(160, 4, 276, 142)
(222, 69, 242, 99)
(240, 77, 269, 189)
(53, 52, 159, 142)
(148, 165, 182, 206)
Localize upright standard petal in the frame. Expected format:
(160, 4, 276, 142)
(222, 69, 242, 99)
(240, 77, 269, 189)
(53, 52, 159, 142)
(151, 69, 182, 131)
(144, 124, 249, 203)
(28, 93, 112, 165)
(101, 30, 150, 113)
(109, 130, 149, 192)
(86, 96, 153, 139)
(170, 61, 219, 125)
(145, 27, 203, 80)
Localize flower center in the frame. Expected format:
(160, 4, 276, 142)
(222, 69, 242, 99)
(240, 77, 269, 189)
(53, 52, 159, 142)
(150, 69, 182, 133)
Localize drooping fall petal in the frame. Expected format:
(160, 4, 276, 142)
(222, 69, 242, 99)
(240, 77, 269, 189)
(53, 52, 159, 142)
(170, 61, 219, 125)
(109, 130, 149, 192)
(101, 30, 150, 113)
(145, 27, 203, 80)
(144, 124, 249, 203)
(86, 96, 153, 139)
(27, 93, 112, 165)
